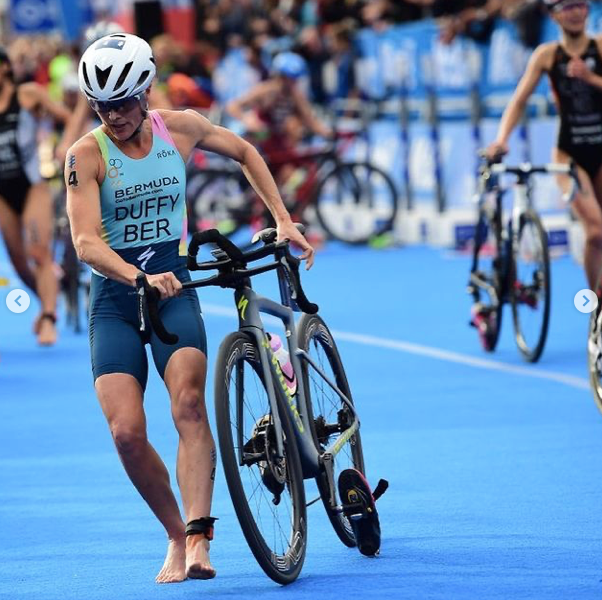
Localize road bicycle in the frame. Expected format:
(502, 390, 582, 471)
(185, 132, 399, 245)
(136, 227, 369, 583)
(468, 156, 578, 362)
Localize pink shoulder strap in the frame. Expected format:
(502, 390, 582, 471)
(150, 110, 177, 149)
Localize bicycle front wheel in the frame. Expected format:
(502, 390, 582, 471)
(511, 210, 550, 362)
(297, 314, 365, 547)
(214, 331, 307, 585)
(314, 162, 398, 244)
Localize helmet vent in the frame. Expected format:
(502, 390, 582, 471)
(82, 63, 92, 91)
(95, 65, 112, 89)
(136, 70, 150, 87)
(115, 61, 133, 90)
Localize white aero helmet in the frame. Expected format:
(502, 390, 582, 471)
(78, 33, 156, 103)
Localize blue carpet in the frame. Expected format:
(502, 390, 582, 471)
(1, 240, 601, 599)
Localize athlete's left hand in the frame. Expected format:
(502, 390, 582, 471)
(277, 220, 315, 270)
(567, 57, 593, 83)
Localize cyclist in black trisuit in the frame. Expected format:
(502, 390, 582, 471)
(0, 46, 69, 345)
(486, 0, 602, 292)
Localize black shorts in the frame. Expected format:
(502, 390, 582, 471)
(0, 173, 31, 215)
(88, 266, 207, 390)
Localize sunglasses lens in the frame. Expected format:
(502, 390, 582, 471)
(91, 95, 140, 113)
(556, 1, 588, 11)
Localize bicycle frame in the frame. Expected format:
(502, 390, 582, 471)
(232, 283, 360, 503)
(471, 161, 576, 305)
(138, 228, 362, 512)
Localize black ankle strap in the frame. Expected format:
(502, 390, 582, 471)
(41, 312, 57, 324)
(186, 517, 218, 540)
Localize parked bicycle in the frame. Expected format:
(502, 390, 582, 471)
(137, 227, 382, 583)
(53, 188, 90, 333)
(185, 132, 399, 245)
(468, 156, 579, 363)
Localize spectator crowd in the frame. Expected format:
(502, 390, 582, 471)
(1, 1, 600, 112)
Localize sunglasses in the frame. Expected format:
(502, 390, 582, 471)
(553, 1, 589, 12)
(88, 93, 144, 114)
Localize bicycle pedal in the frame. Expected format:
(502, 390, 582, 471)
(338, 469, 387, 557)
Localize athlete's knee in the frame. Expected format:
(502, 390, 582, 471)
(584, 221, 602, 249)
(26, 242, 52, 265)
(171, 387, 208, 428)
(111, 424, 148, 457)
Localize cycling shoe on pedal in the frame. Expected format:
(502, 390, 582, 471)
(513, 281, 538, 308)
(470, 302, 496, 351)
(338, 469, 388, 557)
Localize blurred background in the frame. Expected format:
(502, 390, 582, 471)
(0, 0, 597, 256)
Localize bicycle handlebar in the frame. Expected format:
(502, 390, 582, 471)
(137, 227, 318, 345)
(487, 161, 579, 183)
(478, 156, 582, 201)
(136, 273, 180, 345)
(187, 228, 246, 270)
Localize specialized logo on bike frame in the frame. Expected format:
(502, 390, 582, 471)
(137, 247, 155, 270)
(237, 296, 248, 320)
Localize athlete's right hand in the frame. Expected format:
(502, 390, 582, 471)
(484, 141, 508, 161)
(146, 272, 182, 299)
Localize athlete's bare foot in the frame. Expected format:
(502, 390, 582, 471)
(32, 312, 43, 335)
(156, 538, 187, 584)
(37, 314, 57, 346)
(186, 534, 216, 580)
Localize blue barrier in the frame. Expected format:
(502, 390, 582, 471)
(213, 14, 595, 216)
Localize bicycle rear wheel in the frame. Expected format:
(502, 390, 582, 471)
(297, 314, 365, 547)
(511, 210, 550, 363)
(588, 274, 602, 414)
(214, 331, 307, 584)
(186, 170, 252, 235)
(468, 205, 504, 352)
(314, 162, 398, 244)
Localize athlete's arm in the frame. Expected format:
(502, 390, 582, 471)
(488, 44, 552, 156)
(64, 136, 181, 295)
(178, 109, 314, 267)
(19, 82, 70, 123)
(291, 86, 332, 139)
(225, 82, 273, 133)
